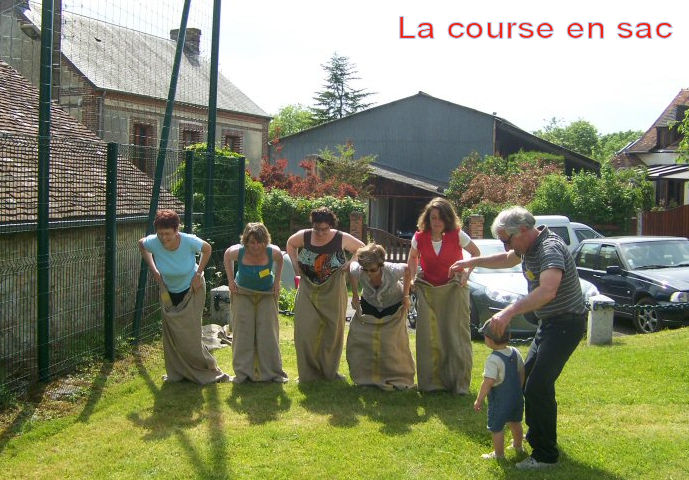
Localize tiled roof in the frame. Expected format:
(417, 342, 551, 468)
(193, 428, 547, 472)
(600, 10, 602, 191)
(22, 7, 269, 118)
(0, 60, 183, 224)
(625, 89, 689, 153)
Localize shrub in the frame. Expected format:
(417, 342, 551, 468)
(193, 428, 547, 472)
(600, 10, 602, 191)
(263, 189, 297, 249)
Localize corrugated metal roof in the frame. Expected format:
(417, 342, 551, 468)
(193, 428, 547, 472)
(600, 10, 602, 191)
(370, 163, 446, 194)
(646, 164, 689, 180)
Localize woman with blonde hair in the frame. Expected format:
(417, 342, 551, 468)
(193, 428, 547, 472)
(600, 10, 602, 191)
(224, 222, 288, 383)
(347, 243, 415, 390)
(407, 197, 480, 394)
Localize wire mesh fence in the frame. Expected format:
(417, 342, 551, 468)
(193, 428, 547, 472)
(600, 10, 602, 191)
(0, 132, 244, 395)
(0, 0, 261, 396)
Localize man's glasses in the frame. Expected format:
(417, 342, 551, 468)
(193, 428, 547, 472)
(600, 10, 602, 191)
(500, 233, 514, 246)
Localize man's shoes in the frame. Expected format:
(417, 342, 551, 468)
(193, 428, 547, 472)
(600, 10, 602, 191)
(480, 451, 504, 460)
(515, 456, 556, 470)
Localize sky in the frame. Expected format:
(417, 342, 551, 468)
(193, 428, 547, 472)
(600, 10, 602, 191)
(63, 0, 689, 135)
(215, 0, 688, 134)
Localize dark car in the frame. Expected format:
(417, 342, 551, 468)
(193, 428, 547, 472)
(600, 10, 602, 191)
(467, 239, 599, 338)
(573, 236, 689, 333)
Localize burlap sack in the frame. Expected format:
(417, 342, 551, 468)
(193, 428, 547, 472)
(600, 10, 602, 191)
(230, 286, 288, 383)
(346, 305, 415, 390)
(293, 268, 348, 382)
(160, 279, 227, 385)
(414, 277, 472, 394)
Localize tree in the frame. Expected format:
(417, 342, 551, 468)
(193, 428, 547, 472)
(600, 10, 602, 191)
(592, 130, 643, 162)
(528, 159, 653, 234)
(317, 143, 375, 197)
(268, 104, 315, 140)
(533, 118, 599, 158)
(446, 151, 563, 217)
(672, 108, 689, 162)
(258, 143, 371, 199)
(311, 53, 374, 124)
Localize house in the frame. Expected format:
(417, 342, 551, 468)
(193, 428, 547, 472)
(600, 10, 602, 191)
(614, 89, 689, 207)
(270, 92, 600, 235)
(0, 58, 183, 390)
(0, 1, 270, 180)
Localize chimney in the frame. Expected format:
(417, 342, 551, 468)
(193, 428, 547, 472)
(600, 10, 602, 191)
(169, 27, 201, 57)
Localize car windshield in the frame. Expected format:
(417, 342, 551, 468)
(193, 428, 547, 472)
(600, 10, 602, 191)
(465, 242, 522, 274)
(619, 240, 689, 269)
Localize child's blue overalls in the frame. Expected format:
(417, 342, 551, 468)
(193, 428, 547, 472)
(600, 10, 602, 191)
(487, 348, 524, 432)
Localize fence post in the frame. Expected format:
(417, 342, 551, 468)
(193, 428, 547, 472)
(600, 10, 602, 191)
(104, 143, 118, 360)
(37, 0, 55, 382)
(204, 0, 221, 237)
(237, 156, 246, 238)
(587, 294, 615, 345)
(184, 149, 193, 233)
(132, 0, 191, 343)
(349, 211, 364, 240)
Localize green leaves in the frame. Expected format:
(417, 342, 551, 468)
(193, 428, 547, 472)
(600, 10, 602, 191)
(310, 53, 374, 124)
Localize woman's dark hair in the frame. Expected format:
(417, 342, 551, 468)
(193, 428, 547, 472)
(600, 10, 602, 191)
(153, 209, 180, 231)
(310, 206, 338, 227)
(416, 197, 460, 232)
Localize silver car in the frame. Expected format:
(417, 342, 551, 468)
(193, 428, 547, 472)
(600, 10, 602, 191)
(467, 239, 599, 337)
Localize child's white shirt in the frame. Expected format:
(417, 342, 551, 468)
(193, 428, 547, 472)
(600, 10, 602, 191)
(483, 346, 525, 387)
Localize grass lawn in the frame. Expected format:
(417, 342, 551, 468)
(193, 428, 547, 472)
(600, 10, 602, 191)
(1, 319, 688, 479)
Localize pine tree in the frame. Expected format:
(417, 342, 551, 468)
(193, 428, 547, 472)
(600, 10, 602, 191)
(311, 53, 374, 124)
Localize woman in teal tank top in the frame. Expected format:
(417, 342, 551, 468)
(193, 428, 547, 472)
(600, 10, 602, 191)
(224, 223, 288, 383)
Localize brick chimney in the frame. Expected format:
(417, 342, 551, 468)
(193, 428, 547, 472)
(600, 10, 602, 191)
(169, 28, 201, 57)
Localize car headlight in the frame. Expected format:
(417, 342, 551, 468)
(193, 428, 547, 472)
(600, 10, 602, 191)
(669, 291, 689, 303)
(485, 288, 523, 304)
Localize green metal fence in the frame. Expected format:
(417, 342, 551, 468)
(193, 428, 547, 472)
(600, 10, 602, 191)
(0, 132, 244, 395)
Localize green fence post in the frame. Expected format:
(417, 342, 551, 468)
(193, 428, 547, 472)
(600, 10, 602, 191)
(132, 0, 192, 343)
(37, 0, 54, 383)
(104, 143, 118, 361)
(237, 156, 246, 239)
(204, 0, 221, 238)
(184, 149, 193, 234)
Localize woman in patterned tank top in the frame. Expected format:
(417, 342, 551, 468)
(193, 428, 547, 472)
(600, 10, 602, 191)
(286, 207, 364, 381)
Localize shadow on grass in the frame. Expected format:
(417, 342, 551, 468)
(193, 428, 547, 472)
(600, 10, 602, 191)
(297, 380, 363, 428)
(296, 380, 482, 437)
(128, 352, 233, 479)
(0, 384, 46, 454)
(494, 451, 626, 479)
(227, 381, 291, 425)
(77, 362, 113, 423)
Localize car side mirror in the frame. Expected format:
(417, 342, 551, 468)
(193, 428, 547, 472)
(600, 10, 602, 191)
(606, 265, 622, 275)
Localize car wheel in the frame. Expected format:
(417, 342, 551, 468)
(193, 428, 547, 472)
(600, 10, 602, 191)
(633, 297, 662, 334)
(470, 299, 481, 339)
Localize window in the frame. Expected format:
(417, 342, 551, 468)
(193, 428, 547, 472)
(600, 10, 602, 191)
(181, 128, 201, 148)
(224, 134, 243, 153)
(576, 243, 600, 270)
(132, 123, 154, 173)
(549, 226, 571, 246)
(599, 245, 622, 271)
(574, 227, 600, 242)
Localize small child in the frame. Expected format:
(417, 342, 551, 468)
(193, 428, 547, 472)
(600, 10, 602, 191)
(474, 319, 525, 460)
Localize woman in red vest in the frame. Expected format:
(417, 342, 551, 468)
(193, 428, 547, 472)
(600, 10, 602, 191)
(408, 197, 480, 394)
